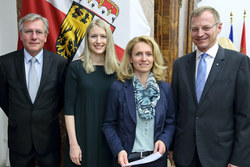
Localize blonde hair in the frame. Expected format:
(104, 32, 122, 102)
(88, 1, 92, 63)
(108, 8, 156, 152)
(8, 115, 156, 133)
(217, 37, 237, 51)
(79, 19, 119, 74)
(118, 36, 167, 82)
(191, 6, 221, 25)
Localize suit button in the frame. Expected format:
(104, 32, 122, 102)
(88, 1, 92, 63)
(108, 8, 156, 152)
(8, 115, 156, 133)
(196, 116, 199, 119)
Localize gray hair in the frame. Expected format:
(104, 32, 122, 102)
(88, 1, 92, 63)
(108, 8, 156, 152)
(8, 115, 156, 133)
(19, 13, 49, 34)
(191, 6, 221, 24)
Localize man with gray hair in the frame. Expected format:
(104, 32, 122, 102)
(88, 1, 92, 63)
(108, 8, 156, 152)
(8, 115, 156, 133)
(0, 13, 67, 167)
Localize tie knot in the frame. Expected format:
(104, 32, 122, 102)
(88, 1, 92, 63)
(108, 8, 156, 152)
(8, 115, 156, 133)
(201, 53, 208, 60)
(30, 57, 37, 63)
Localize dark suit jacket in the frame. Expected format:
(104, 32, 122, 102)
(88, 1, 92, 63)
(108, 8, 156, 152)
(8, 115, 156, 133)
(102, 79, 175, 158)
(171, 46, 250, 167)
(0, 48, 67, 155)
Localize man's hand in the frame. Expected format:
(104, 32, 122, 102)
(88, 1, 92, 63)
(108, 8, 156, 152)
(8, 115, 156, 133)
(168, 151, 175, 166)
(228, 163, 238, 167)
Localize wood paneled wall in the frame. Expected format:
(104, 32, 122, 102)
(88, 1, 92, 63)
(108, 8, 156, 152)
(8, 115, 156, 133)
(184, 0, 194, 55)
(16, 0, 22, 21)
(154, 0, 179, 83)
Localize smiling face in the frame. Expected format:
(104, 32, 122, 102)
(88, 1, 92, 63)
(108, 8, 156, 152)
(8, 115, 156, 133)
(191, 10, 222, 52)
(88, 25, 107, 57)
(20, 19, 47, 57)
(130, 42, 154, 76)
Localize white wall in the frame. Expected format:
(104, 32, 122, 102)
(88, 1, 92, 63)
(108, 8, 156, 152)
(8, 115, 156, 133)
(178, 0, 188, 57)
(0, 1, 17, 166)
(197, 0, 250, 55)
(0, 1, 18, 55)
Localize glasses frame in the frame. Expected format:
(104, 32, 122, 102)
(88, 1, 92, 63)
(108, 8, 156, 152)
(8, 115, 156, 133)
(190, 22, 219, 33)
(22, 29, 46, 36)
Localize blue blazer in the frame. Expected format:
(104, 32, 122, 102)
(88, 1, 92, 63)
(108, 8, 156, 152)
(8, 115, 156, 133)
(171, 46, 250, 167)
(102, 79, 175, 157)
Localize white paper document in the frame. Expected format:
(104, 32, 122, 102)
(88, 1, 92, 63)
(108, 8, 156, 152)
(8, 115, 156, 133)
(122, 152, 162, 167)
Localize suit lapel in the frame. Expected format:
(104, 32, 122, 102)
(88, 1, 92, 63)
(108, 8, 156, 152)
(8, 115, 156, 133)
(154, 82, 163, 126)
(15, 49, 31, 101)
(35, 49, 52, 102)
(186, 52, 198, 104)
(199, 46, 225, 104)
(124, 80, 137, 123)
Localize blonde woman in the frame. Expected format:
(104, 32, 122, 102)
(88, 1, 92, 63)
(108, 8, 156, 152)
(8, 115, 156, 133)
(64, 19, 119, 167)
(103, 36, 175, 167)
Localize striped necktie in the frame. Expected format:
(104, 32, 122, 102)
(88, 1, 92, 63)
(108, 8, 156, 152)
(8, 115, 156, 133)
(196, 53, 208, 102)
(28, 57, 38, 103)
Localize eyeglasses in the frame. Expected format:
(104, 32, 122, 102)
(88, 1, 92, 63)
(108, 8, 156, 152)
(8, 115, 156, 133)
(190, 22, 219, 33)
(22, 29, 45, 36)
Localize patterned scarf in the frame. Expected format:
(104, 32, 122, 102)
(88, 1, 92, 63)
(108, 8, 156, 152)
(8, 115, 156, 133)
(132, 73, 160, 120)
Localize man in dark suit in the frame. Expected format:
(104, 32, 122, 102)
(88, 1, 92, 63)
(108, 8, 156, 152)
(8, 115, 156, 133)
(169, 6, 250, 167)
(0, 13, 67, 167)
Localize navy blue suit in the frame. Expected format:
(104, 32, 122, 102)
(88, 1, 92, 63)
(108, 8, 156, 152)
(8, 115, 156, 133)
(102, 79, 175, 158)
(171, 46, 250, 167)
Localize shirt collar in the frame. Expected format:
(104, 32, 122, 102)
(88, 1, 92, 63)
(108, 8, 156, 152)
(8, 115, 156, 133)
(24, 48, 43, 64)
(196, 43, 219, 60)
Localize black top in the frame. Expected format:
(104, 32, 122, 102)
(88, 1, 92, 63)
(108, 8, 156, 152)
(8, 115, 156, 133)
(64, 60, 116, 167)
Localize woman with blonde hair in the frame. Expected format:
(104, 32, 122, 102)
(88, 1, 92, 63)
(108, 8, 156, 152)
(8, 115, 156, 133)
(103, 36, 175, 167)
(64, 19, 119, 167)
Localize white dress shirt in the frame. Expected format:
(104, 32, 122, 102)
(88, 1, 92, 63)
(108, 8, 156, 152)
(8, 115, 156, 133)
(24, 49, 43, 88)
(195, 43, 219, 80)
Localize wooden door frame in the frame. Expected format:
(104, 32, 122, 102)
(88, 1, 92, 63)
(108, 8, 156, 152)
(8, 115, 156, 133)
(154, 0, 179, 83)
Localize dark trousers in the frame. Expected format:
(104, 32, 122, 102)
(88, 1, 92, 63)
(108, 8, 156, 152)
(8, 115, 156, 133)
(113, 153, 167, 167)
(175, 148, 202, 167)
(9, 149, 60, 167)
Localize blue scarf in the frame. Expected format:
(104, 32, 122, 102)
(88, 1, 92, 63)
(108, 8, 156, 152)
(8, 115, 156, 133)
(133, 73, 160, 120)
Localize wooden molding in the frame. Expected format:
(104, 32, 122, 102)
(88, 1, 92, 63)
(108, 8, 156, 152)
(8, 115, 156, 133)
(184, 0, 194, 55)
(154, 0, 179, 83)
